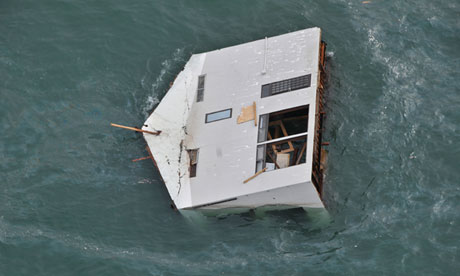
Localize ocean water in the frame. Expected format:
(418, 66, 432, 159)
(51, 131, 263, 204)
(1, 0, 459, 275)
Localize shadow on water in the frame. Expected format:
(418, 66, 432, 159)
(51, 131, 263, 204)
(181, 207, 332, 232)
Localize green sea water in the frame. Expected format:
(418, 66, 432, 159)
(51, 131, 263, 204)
(1, 0, 459, 275)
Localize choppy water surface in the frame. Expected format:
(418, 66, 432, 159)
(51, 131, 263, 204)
(1, 0, 459, 275)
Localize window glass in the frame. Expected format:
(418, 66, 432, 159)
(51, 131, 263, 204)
(205, 109, 232, 123)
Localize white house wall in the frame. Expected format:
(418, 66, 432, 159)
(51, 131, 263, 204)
(199, 181, 324, 209)
(143, 28, 323, 210)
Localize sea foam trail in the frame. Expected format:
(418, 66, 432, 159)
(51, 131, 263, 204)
(141, 48, 185, 118)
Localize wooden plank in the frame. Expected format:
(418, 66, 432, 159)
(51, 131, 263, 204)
(268, 115, 308, 125)
(295, 142, 307, 165)
(279, 147, 295, 153)
(267, 152, 281, 169)
(111, 123, 161, 135)
(132, 156, 152, 162)
(243, 167, 267, 184)
(267, 132, 278, 153)
(279, 120, 288, 136)
(278, 121, 294, 152)
(237, 103, 257, 125)
(274, 125, 280, 139)
(320, 148, 328, 171)
(291, 147, 299, 166)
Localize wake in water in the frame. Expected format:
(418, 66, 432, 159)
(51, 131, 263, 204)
(141, 48, 185, 118)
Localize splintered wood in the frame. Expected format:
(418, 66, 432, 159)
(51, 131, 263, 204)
(237, 102, 257, 126)
(243, 167, 267, 184)
(320, 148, 328, 171)
(132, 156, 152, 162)
(110, 123, 161, 135)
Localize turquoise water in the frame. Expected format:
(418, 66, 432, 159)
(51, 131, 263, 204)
(1, 0, 459, 275)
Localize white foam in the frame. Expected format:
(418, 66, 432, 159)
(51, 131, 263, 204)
(141, 48, 185, 118)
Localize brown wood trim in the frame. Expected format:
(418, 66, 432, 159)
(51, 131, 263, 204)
(311, 40, 327, 198)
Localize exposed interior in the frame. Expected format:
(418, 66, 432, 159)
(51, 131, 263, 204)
(188, 149, 198, 177)
(256, 105, 309, 172)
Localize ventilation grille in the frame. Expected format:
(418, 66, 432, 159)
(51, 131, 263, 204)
(196, 75, 205, 102)
(261, 74, 311, 98)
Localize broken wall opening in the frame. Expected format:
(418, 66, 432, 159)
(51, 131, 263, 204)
(256, 135, 307, 172)
(188, 149, 199, 177)
(256, 105, 309, 172)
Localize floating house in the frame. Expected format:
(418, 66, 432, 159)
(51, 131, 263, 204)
(142, 27, 328, 211)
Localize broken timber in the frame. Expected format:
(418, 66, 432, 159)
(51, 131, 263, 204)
(110, 123, 161, 135)
(132, 156, 152, 162)
(243, 167, 267, 183)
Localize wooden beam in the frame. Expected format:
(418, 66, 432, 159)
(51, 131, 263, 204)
(111, 123, 161, 135)
(291, 147, 299, 166)
(277, 120, 294, 152)
(320, 148, 328, 171)
(132, 156, 152, 162)
(268, 115, 308, 125)
(267, 132, 278, 153)
(279, 147, 295, 153)
(243, 167, 267, 184)
(274, 125, 280, 139)
(295, 142, 307, 165)
(267, 152, 281, 169)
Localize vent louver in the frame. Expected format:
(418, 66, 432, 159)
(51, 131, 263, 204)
(196, 75, 205, 102)
(261, 74, 311, 98)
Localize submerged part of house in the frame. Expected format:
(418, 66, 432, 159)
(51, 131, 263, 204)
(142, 27, 328, 211)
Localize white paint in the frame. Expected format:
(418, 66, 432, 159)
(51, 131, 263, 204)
(262, 37, 268, 75)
